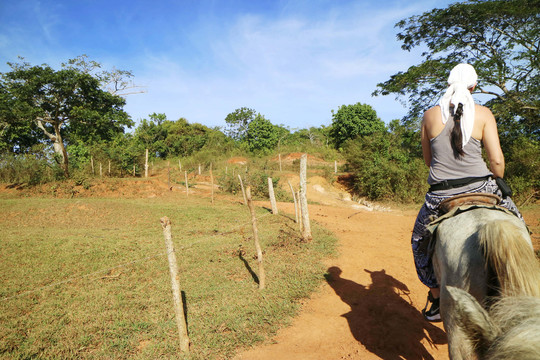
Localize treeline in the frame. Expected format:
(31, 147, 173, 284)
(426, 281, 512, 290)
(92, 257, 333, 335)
(1, 95, 537, 203)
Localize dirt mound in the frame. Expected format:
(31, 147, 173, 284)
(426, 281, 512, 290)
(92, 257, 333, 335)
(227, 157, 248, 165)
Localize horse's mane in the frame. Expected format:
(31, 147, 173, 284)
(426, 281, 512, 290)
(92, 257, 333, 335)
(479, 220, 540, 298)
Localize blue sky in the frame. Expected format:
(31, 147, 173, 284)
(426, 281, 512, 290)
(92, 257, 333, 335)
(0, 0, 455, 131)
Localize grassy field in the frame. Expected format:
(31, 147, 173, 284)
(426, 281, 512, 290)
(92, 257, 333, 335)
(0, 194, 338, 359)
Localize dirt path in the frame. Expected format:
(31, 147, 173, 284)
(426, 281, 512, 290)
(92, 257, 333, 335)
(236, 195, 450, 359)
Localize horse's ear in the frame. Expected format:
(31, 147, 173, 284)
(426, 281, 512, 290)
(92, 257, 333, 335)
(446, 286, 499, 357)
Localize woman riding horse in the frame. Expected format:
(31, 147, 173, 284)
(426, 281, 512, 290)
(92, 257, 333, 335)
(410, 63, 524, 322)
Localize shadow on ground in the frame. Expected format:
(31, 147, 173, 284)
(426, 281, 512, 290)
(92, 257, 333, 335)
(325, 267, 447, 360)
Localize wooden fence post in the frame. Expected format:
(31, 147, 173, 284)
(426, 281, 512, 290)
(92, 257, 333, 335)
(210, 163, 214, 205)
(288, 180, 299, 224)
(246, 187, 266, 290)
(184, 171, 189, 197)
(145, 149, 149, 178)
(168, 162, 171, 190)
(299, 154, 312, 241)
(99, 162, 102, 177)
(268, 177, 278, 215)
(91, 156, 95, 175)
(238, 174, 247, 206)
(160, 217, 190, 352)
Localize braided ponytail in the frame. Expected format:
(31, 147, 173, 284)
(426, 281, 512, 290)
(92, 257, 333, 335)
(450, 103, 465, 159)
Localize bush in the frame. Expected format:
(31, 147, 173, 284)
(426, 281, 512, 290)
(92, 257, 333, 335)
(218, 168, 285, 200)
(505, 137, 540, 202)
(0, 150, 62, 185)
(342, 133, 428, 202)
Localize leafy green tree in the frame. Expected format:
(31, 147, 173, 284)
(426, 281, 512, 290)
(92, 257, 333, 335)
(224, 107, 256, 141)
(245, 114, 280, 153)
(134, 114, 169, 157)
(0, 59, 132, 177)
(329, 102, 386, 149)
(373, 0, 540, 140)
(162, 118, 214, 157)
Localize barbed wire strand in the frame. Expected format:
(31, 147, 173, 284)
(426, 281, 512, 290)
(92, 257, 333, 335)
(1, 212, 273, 302)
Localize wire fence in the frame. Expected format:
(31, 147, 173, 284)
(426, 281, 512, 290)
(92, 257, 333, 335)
(1, 211, 273, 302)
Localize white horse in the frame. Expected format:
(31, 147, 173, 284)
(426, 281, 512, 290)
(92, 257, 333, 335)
(432, 206, 540, 359)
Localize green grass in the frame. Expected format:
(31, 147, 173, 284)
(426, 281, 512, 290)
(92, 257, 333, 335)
(0, 195, 338, 359)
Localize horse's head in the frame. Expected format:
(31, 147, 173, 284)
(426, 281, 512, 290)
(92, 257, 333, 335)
(448, 286, 540, 360)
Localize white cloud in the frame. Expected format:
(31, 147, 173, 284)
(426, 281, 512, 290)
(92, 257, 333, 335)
(121, 1, 453, 128)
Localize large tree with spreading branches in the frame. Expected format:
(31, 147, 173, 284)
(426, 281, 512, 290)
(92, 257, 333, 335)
(0, 58, 132, 177)
(373, 0, 539, 141)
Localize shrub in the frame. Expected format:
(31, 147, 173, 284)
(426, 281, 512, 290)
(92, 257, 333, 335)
(0, 150, 62, 185)
(218, 169, 285, 200)
(342, 133, 428, 202)
(504, 137, 539, 202)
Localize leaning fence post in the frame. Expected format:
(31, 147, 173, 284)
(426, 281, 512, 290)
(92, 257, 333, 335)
(288, 180, 299, 224)
(299, 154, 312, 241)
(160, 217, 190, 352)
(246, 186, 266, 289)
(268, 177, 278, 215)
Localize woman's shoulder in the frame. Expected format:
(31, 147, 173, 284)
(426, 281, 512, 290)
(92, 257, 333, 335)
(423, 105, 442, 125)
(424, 105, 440, 115)
(474, 104, 496, 124)
(475, 104, 494, 116)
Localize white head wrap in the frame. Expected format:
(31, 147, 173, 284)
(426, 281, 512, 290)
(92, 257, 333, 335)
(438, 63, 477, 146)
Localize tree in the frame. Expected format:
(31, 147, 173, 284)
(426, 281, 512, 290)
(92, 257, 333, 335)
(0, 59, 132, 177)
(224, 107, 256, 141)
(329, 102, 386, 149)
(245, 114, 280, 153)
(373, 0, 540, 140)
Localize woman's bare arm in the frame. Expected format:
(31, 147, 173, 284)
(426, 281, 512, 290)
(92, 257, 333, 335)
(421, 117, 432, 167)
(481, 107, 505, 178)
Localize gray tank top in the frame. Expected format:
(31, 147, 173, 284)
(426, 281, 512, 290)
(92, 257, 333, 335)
(427, 116, 491, 185)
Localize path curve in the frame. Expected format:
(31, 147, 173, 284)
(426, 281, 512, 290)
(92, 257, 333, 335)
(235, 201, 450, 360)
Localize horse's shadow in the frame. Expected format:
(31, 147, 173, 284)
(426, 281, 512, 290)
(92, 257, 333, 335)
(325, 267, 447, 360)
